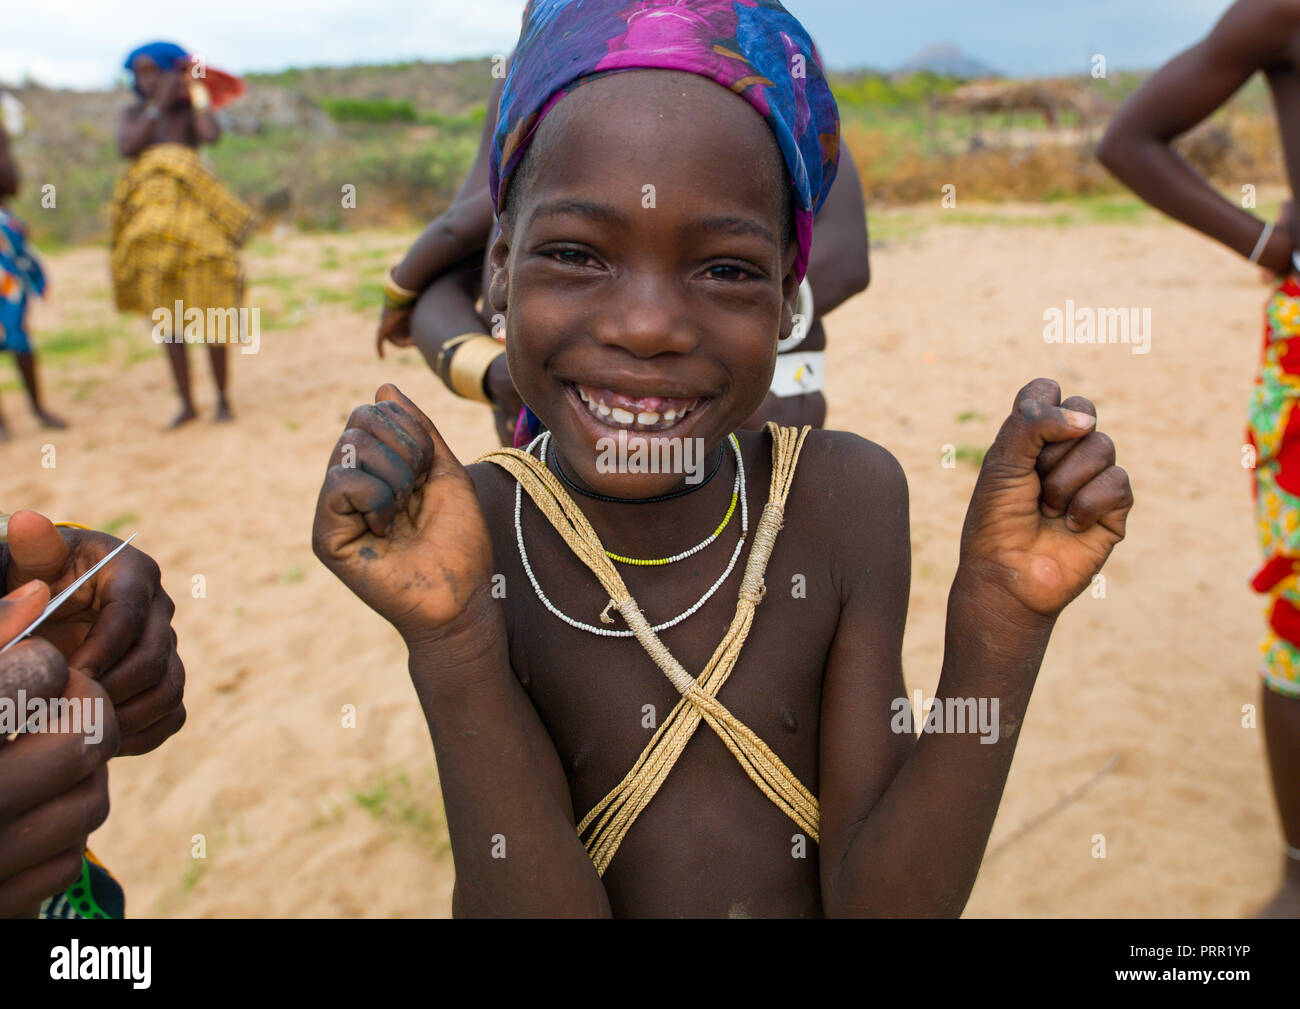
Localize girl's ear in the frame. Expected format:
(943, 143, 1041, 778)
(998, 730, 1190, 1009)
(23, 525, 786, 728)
(487, 231, 510, 313)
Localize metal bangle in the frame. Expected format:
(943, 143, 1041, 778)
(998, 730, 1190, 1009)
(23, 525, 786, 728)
(448, 336, 505, 404)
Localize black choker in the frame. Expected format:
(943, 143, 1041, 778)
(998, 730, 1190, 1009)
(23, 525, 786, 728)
(548, 438, 726, 504)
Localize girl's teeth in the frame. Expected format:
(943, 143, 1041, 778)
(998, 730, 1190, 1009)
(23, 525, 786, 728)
(577, 386, 696, 429)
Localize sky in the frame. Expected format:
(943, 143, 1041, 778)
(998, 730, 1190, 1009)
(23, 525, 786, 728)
(0, 0, 1236, 90)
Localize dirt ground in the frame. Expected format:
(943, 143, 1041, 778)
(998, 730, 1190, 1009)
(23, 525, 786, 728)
(0, 208, 1286, 917)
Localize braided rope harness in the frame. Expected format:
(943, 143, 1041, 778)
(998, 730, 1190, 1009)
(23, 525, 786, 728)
(479, 422, 820, 875)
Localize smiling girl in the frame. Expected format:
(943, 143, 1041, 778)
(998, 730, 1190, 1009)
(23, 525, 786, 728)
(313, 0, 1133, 917)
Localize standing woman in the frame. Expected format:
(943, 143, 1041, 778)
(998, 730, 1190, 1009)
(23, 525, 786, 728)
(1099, 0, 1300, 917)
(110, 42, 254, 428)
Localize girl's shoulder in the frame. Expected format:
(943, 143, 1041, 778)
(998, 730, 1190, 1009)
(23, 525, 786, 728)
(738, 427, 910, 589)
(736, 426, 907, 505)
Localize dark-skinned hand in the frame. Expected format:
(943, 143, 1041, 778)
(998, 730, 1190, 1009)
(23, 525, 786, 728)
(959, 378, 1133, 620)
(0, 580, 118, 917)
(4, 510, 185, 755)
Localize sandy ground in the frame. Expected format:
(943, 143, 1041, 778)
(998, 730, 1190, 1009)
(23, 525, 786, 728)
(0, 210, 1286, 918)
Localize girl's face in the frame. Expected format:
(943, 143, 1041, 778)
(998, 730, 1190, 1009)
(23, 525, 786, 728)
(489, 70, 800, 498)
(131, 57, 162, 99)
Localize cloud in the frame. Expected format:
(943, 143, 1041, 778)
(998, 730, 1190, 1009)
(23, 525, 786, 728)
(1, 0, 1238, 89)
(1, 0, 528, 88)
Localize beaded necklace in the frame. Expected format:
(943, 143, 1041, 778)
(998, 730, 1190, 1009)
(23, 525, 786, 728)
(515, 431, 747, 636)
(578, 434, 742, 566)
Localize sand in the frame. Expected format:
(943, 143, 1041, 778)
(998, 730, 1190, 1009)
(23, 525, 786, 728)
(0, 210, 1285, 917)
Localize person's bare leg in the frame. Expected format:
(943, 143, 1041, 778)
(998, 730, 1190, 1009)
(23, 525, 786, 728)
(164, 339, 197, 428)
(207, 344, 231, 421)
(1258, 684, 1300, 917)
(14, 351, 65, 429)
(0, 389, 9, 442)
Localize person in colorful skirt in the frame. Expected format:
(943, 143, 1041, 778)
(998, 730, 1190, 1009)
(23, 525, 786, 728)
(1100, 0, 1300, 917)
(0, 118, 66, 438)
(111, 41, 254, 428)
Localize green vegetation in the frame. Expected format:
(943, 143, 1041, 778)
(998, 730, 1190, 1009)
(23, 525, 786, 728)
(354, 770, 448, 851)
(101, 512, 140, 537)
(5, 60, 1284, 249)
(320, 96, 416, 123)
(831, 71, 962, 109)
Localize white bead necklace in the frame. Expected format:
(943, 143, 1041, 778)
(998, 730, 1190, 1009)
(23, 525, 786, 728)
(514, 431, 748, 637)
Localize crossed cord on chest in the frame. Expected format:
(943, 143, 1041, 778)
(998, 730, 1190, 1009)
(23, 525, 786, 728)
(478, 422, 820, 876)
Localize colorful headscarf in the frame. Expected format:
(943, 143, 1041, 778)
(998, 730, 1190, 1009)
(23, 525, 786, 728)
(490, 0, 840, 284)
(123, 41, 246, 108)
(124, 42, 190, 95)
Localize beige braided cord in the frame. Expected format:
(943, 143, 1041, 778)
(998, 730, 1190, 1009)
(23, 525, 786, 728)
(479, 423, 819, 875)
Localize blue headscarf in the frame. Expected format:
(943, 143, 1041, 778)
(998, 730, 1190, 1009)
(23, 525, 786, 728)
(124, 42, 190, 97)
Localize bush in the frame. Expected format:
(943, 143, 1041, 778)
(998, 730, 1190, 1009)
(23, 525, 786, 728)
(319, 97, 417, 124)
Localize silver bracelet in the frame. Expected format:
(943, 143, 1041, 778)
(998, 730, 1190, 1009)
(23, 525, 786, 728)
(1250, 219, 1275, 264)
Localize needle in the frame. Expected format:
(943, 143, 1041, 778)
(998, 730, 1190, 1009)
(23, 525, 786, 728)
(1, 533, 138, 654)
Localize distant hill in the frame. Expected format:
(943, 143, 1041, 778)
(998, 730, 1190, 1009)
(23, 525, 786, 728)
(898, 44, 999, 80)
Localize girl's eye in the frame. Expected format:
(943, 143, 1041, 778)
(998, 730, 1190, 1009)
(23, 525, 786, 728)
(707, 263, 756, 282)
(548, 248, 595, 268)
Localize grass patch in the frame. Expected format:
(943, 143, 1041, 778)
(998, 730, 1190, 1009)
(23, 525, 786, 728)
(321, 96, 417, 124)
(352, 285, 384, 312)
(250, 273, 308, 293)
(38, 324, 116, 363)
(354, 770, 448, 852)
(101, 512, 140, 537)
(1076, 196, 1149, 224)
(153, 820, 226, 916)
(181, 856, 209, 895)
(309, 806, 346, 831)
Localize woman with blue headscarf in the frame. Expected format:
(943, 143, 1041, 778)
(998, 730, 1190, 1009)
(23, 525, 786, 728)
(108, 41, 254, 428)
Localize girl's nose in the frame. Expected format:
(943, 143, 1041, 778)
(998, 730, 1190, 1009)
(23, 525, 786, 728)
(593, 274, 697, 359)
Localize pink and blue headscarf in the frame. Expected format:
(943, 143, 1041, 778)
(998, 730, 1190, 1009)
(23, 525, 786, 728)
(489, 0, 841, 284)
